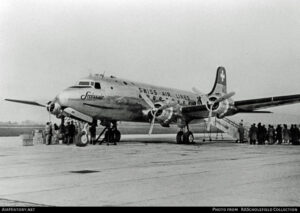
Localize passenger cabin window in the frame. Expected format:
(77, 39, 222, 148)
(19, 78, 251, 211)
(95, 82, 101, 89)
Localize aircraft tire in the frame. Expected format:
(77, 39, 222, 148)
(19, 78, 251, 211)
(183, 131, 195, 144)
(76, 132, 89, 147)
(176, 131, 184, 144)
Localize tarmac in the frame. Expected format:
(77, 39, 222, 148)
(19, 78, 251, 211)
(0, 134, 299, 206)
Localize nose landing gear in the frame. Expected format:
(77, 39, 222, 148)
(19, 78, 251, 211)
(76, 123, 90, 147)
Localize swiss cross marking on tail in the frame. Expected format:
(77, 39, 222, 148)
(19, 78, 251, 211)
(220, 70, 225, 82)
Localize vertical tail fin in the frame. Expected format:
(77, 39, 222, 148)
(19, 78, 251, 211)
(208, 66, 227, 95)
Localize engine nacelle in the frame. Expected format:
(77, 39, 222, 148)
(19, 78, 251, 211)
(206, 95, 234, 119)
(156, 107, 175, 127)
(143, 102, 177, 127)
(47, 101, 63, 118)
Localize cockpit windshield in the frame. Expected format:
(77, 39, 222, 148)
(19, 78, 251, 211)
(78, 81, 91, 86)
(70, 81, 101, 89)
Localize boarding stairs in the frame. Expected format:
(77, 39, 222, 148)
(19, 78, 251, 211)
(205, 117, 250, 141)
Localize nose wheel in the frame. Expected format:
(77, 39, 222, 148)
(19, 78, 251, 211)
(76, 123, 90, 147)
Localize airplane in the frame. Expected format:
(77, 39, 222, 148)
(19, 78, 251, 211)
(5, 66, 300, 146)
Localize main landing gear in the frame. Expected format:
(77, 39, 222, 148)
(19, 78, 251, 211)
(98, 121, 121, 145)
(176, 124, 195, 144)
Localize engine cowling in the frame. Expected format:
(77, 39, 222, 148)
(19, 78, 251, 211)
(206, 95, 232, 119)
(144, 102, 177, 127)
(46, 101, 63, 118)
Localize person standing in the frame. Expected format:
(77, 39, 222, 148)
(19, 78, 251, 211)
(290, 125, 298, 145)
(238, 123, 245, 143)
(53, 123, 59, 144)
(262, 125, 267, 145)
(59, 121, 65, 144)
(275, 124, 282, 144)
(65, 122, 70, 145)
(249, 123, 258, 145)
(257, 123, 263, 145)
(294, 124, 300, 145)
(267, 125, 274, 144)
(45, 122, 52, 145)
(89, 123, 97, 145)
(282, 124, 290, 144)
(69, 121, 76, 144)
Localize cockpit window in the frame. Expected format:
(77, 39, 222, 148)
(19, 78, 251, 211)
(78, 81, 90, 86)
(95, 82, 101, 89)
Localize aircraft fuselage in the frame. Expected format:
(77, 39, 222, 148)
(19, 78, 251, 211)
(57, 75, 202, 123)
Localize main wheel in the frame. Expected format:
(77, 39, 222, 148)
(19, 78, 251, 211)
(176, 131, 184, 144)
(76, 131, 89, 147)
(183, 131, 195, 144)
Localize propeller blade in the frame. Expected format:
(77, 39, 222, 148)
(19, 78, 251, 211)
(192, 87, 206, 96)
(4, 99, 46, 107)
(140, 93, 155, 108)
(148, 117, 155, 135)
(158, 101, 177, 111)
(215, 92, 235, 104)
(192, 87, 209, 102)
(148, 111, 158, 135)
(207, 106, 213, 131)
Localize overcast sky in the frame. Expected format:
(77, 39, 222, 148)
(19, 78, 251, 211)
(0, 0, 300, 122)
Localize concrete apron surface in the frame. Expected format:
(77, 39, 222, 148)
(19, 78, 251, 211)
(0, 135, 299, 206)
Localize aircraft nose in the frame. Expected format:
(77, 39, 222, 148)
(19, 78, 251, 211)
(56, 91, 69, 107)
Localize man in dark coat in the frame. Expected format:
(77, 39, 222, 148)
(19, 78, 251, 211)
(275, 125, 283, 144)
(257, 123, 264, 145)
(249, 124, 258, 145)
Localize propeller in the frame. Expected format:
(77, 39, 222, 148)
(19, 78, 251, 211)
(140, 93, 176, 135)
(206, 92, 235, 131)
(192, 88, 235, 131)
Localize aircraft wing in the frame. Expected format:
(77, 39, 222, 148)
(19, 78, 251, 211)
(234, 94, 300, 112)
(181, 104, 209, 118)
(181, 94, 300, 118)
(4, 98, 46, 107)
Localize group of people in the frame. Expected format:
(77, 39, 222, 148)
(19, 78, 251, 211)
(44, 120, 103, 145)
(246, 123, 300, 145)
(44, 120, 78, 145)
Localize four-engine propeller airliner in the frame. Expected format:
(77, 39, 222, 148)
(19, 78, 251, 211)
(5, 67, 300, 146)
